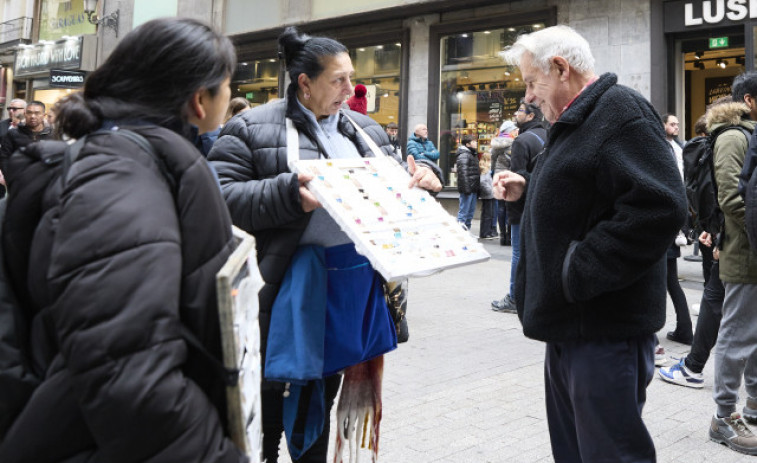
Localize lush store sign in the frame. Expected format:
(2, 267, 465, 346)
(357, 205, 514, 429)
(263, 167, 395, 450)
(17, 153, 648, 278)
(665, 1, 757, 32)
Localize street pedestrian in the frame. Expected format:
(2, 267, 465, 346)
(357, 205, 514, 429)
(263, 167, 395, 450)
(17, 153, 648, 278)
(659, 232, 722, 388)
(496, 25, 687, 463)
(455, 134, 479, 231)
(478, 152, 496, 239)
(492, 100, 546, 313)
(208, 26, 442, 463)
(0, 17, 242, 462)
(407, 123, 440, 162)
(662, 113, 693, 345)
(707, 71, 757, 455)
(491, 120, 517, 246)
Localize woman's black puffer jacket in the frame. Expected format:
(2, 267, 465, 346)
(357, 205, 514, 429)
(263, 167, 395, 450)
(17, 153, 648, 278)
(208, 99, 441, 377)
(455, 145, 480, 195)
(0, 125, 245, 462)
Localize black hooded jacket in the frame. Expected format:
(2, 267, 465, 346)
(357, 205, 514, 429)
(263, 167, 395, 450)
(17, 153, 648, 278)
(0, 125, 245, 462)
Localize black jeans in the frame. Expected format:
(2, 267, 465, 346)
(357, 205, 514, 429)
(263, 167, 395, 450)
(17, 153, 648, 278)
(667, 258, 692, 339)
(261, 375, 342, 463)
(497, 199, 508, 236)
(701, 242, 714, 286)
(545, 335, 656, 463)
(479, 199, 495, 237)
(686, 262, 725, 373)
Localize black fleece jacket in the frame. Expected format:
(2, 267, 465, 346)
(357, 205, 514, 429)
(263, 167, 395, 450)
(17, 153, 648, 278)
(514, 73, 687, 343)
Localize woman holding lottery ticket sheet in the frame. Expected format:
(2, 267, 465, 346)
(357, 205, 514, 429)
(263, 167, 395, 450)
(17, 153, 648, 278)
(208, 27, 442, 463)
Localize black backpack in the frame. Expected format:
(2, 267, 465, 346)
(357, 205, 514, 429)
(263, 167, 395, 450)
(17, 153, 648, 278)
(683, 126, 751, 235)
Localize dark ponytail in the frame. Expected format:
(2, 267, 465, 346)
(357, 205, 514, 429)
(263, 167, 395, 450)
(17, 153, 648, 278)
(278, 27, 347, 125)
(55, 17, 236, 139)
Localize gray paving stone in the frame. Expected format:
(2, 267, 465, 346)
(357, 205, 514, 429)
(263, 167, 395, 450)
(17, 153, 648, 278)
(272, 232, 757, 462)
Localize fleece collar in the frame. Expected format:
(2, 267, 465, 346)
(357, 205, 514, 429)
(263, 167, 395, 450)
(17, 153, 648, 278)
(556, 73, 617, 127)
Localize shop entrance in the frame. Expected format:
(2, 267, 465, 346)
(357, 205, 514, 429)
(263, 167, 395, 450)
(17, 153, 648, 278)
(682, 37, 744, 139)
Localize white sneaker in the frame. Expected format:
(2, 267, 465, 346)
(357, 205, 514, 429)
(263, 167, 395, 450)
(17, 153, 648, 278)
(658, 357, 704, 388)
(690, 303, 700, 316)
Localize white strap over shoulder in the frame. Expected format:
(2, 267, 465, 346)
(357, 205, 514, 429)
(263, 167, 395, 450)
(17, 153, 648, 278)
(285, 117, 300, 170)
(341, 111, 387, 158)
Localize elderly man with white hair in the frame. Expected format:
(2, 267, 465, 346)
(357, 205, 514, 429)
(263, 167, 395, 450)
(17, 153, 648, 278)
(494, 25, 687, 462)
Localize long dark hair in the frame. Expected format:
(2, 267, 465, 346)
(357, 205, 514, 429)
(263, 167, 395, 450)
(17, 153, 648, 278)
(278, 26, 347, 132)
(55, 17, 236, 139)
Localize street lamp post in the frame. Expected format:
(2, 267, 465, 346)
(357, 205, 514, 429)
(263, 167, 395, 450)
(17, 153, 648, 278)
(83, 0, 119, 37)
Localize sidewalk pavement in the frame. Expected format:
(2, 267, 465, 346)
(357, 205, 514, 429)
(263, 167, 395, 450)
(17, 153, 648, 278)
(277, 226, 752, 462)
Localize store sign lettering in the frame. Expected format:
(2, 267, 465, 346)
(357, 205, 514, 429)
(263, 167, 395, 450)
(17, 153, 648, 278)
(51, 75, 83, 83)
(50, 69, 86, 88)
(49, 13, 88, 31)
(685, 0, 757, 26)
(15, 39, 82, 76)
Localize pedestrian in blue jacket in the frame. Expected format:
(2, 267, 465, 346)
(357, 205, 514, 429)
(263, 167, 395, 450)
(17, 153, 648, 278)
(407, 123, 439, 162)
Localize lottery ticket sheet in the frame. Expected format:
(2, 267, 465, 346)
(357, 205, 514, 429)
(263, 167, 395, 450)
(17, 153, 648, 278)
(217, 227, 264, 461)
(292, 156, 490, 281)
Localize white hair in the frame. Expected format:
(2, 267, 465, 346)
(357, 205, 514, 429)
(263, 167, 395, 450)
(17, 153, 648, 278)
(500, 25, 595, 75)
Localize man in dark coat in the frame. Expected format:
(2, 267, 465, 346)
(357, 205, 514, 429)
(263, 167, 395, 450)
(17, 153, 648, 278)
(497, 25, 687, 463)
(0, 99, 26, 140)
(0, 101, 53, 165)
(0, 99, 26, 198)
(492, 100, 547, 313)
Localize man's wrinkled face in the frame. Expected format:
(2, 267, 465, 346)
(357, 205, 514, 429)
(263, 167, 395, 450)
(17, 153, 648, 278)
(520, 52, 564, 123)
(386, 127, 398, 139)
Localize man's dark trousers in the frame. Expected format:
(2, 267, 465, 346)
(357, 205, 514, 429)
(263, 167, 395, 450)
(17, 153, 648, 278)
(545, 334, 656, 463)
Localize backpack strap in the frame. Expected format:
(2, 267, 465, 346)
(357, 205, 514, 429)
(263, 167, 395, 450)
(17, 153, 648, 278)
(179, 323, 239, 387)
(521, 130, 546, 147)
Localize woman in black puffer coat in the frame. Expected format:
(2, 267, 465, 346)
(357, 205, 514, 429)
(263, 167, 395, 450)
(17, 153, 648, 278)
(209, 27, 442, 463)
(0, 18, 245, 462)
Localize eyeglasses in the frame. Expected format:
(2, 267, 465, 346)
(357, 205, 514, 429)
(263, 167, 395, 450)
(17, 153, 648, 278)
(8, 107, 24, 111)
(514, 108, 526, 113)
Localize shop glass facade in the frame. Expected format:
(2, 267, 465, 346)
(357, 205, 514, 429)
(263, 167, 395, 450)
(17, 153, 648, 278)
(349, 43, 402, 127)
(439, 23, 544, 187)
(231, 58, 280, 108)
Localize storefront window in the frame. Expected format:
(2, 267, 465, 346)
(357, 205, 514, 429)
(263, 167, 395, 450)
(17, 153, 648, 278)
(349, 43, 402, 127)
(34, 88, 76, 110)
(231, 58, 280, 108)
(682, 39, 745, 139)
(439, 23, 544, 187)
